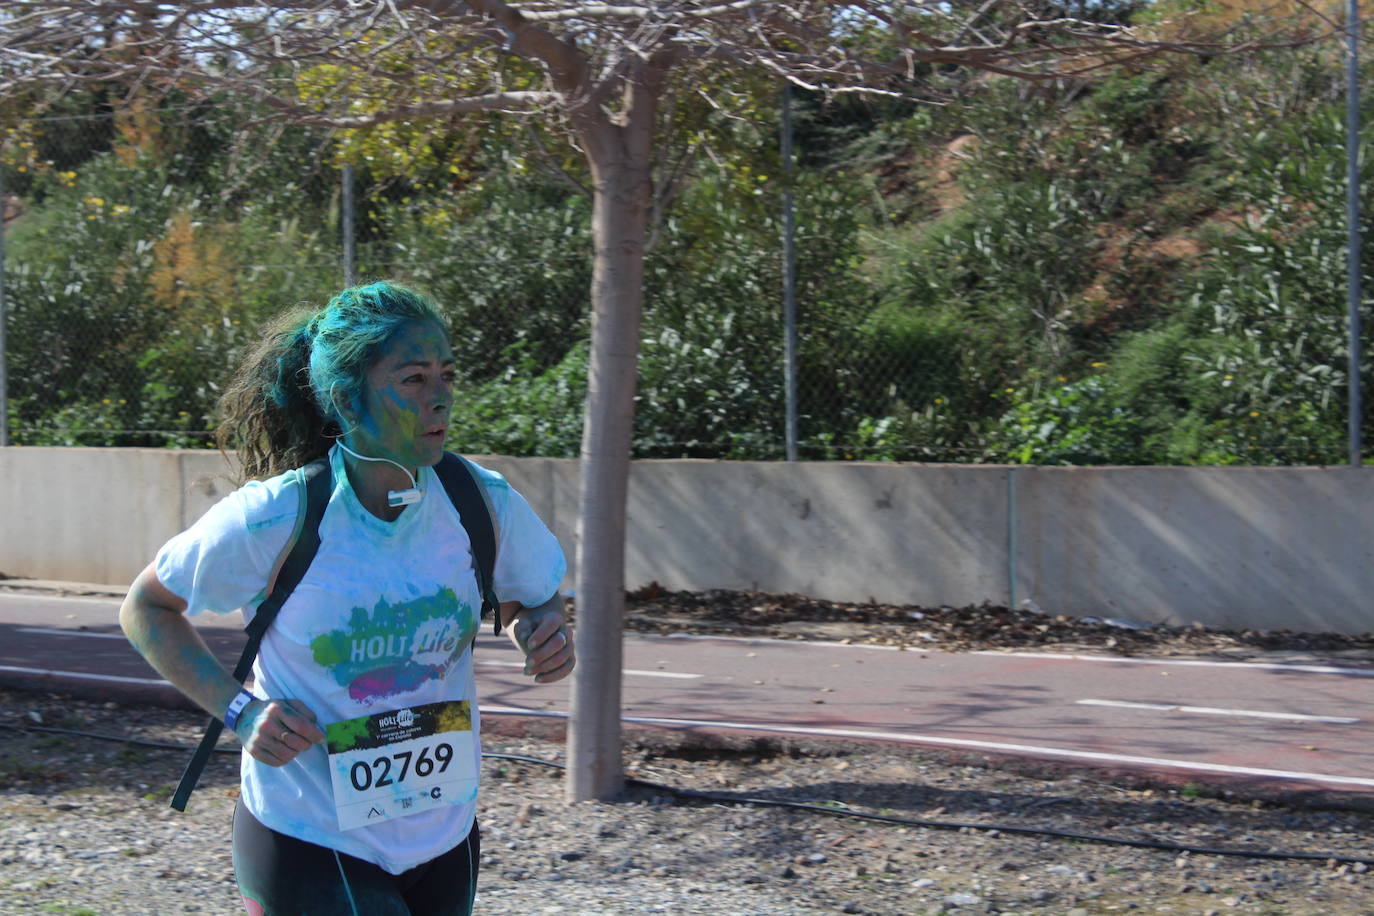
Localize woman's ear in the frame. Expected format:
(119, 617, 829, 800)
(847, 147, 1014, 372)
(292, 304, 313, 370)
(329, 383, 360, 430)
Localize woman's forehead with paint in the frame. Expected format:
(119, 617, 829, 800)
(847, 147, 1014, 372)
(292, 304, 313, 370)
(373, 320, 454, 375)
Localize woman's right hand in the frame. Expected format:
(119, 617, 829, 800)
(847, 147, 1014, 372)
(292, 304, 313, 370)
(234, 698, 327, 766)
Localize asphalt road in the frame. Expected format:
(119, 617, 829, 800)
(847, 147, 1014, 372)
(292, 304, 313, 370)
(2, 585, 1372, 799)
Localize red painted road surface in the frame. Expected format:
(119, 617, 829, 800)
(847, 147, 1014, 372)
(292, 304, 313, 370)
(2, 586, 1371, 798)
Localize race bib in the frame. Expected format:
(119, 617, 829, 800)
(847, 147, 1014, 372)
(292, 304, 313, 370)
(325, 700, 478, 832)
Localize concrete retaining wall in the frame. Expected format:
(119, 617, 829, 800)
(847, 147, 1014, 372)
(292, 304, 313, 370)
(1012, 465, 1374, 634)
(1, 447, 1369, 633)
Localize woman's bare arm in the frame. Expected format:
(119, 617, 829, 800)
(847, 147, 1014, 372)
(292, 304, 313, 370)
(118, 563, 324, 765)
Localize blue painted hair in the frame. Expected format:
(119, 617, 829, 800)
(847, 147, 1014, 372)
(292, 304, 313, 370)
(301, 282, 446, 429)
(219, 281, 447, 480)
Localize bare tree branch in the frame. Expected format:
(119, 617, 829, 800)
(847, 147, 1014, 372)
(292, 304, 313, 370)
(524, 120, 594, 197)
(3, 0, 1338, 110)
(250, 90, 562, 126)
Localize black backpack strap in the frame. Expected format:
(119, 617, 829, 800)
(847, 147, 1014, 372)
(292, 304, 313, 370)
(435, 452, 502, 634)
(170, 458, 333, 811)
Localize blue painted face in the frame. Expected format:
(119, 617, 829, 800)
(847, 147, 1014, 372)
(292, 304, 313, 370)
(343, 320, 456, 471)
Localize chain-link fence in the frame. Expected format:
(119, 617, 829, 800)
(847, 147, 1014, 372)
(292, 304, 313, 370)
(1, 98, 1369, 465)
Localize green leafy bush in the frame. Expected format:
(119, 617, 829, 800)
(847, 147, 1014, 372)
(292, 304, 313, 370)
(377, 174, 593, 382)
(5, 108, 346, 446)
(984, 375, 1143, 465)
(7, 42, 1373, 466)
(445, 341, 588, 457)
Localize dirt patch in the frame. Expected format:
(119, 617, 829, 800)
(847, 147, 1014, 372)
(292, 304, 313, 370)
(924, 133, 977, 214)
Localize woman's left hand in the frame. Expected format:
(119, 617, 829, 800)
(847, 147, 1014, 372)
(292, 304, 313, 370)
(510, 601, 575, 684)
(235, 697, 326, 767)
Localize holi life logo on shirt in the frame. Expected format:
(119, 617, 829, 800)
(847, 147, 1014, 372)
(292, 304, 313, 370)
(308, 586, 476, 704)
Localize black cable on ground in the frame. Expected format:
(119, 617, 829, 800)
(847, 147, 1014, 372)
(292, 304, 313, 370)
(0, 721, 237, 754)
(480, 744, 1374, 867)
(626, 778, 1374, 867)
(6, 721, 1372, 867)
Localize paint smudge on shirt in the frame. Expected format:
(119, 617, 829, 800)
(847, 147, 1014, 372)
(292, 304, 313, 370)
(309, 586, 474, 703)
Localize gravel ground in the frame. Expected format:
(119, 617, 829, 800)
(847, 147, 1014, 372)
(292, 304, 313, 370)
(3, 589, 1374, 915)
(4, 692, 1374, 916)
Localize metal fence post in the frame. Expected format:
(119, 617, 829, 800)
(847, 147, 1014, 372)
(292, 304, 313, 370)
(781, 86, 798, 462)
(342, 163, 358, 288)
(1348, 0, 1363, 467)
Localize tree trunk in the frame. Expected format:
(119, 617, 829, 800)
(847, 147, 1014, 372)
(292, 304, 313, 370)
(567, 141, 651, 802)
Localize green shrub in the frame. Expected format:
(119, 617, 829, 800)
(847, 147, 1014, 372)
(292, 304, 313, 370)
(984, 375, 1143, 465)
(6, 145, 344, 446)
(376, 175, 593, 383)
(445, 341, 588, 457)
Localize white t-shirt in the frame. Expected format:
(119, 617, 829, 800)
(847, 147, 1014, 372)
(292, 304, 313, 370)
(155, 446, 564, 874)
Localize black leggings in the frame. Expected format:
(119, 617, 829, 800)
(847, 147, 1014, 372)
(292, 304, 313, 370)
(232, 797, 480, 916)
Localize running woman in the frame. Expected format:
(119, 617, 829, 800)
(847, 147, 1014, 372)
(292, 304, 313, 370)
(119, 281, 574, 915)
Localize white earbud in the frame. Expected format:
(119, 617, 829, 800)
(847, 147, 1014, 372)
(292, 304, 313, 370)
(336, 442, 423, 507)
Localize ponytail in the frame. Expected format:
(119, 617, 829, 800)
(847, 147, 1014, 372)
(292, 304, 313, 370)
(217, 307, 335, 480)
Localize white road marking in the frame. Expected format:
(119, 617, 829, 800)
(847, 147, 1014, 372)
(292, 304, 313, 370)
(2, 643, 698, 680)
(13, 627, 706, 680)
(1077, 698, 1359, 724)
(0, 591, 123, 606)
(2, 650, 697, 686)
(975, 650, 1374, 678)
(0, 664, 169, 686)
(17, 628, 704, 680)
(478, 706, 1374, 789)
(478, 660, 700, 679)
(19, 627, 127, 640)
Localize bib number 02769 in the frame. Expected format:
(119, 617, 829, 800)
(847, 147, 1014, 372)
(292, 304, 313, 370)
(348, 741, 454, 792)
(325, 700, 478, 831)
